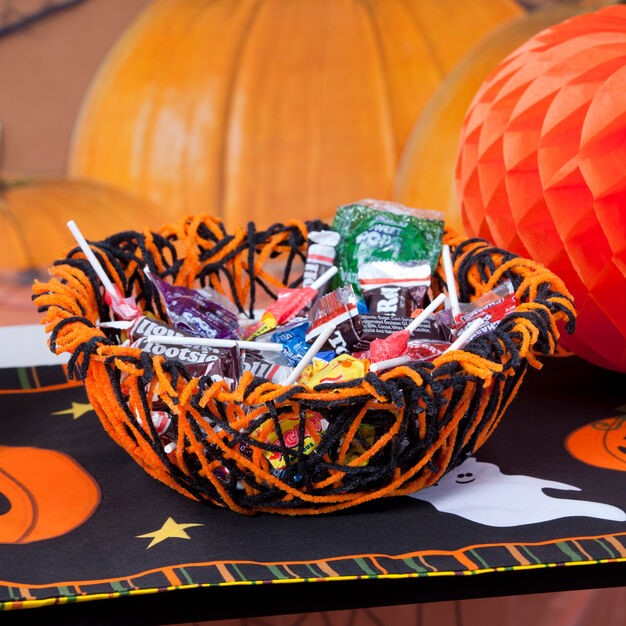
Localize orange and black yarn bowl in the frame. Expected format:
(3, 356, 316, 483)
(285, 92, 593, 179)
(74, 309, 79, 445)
(32, 214, 576, 515)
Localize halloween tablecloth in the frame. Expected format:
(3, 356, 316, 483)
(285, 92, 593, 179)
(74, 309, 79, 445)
(0, 339, 624, 625)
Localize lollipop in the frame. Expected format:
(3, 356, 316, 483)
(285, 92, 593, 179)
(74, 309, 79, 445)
(246, 266, 338, 339)
(66, 220, 140, 320)
(369, 355, 412, 373)
(368, 293, 447, 362)
(283, 323, 338, 386)
(142, 334, 283, 353)
(444, 318, 486, 352)
(441, 244, 460, 321)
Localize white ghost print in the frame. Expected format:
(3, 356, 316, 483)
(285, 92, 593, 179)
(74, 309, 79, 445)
(409, 457, 626, 527)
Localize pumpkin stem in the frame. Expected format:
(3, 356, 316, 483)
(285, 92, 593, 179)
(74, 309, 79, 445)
(0, 176, 37, 192)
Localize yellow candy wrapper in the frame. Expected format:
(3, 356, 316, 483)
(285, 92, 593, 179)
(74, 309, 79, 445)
(253, 410, 328, 470)
(298, 354, 368, 387)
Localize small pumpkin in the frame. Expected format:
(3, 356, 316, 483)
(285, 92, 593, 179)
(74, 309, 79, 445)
(68, 0, 523, 228)
(0, 446, 100, 544)
(0, 175, 171, 271)
(393, 0, 615, 233)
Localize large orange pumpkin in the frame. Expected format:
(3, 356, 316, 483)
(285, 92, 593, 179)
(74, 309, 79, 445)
(0, 446, 100, 544)
(0, 175, 171, 271)
(68, 0, 523, 229)
(393, 1, 612, 234)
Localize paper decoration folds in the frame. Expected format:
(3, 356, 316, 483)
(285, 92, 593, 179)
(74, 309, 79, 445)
(456, 4, 626, 373)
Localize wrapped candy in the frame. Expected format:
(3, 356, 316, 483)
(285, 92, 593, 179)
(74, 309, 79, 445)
(302, 229, 340, 293)
(252, 410, 328, 470)
(132, 336, 241, 385)
(367, 293, 447, 362)
(358, 259, 431, 316)
(437, 281, 517, 335)
(298, 354, 368, 387)
(145, 268, 242, 340)
(242, 353, 293, 385)
(305, 286, 362, 355)
(331, 199, 444, 296)
(66, 220, 140, 320)
(246, 266, 337, 340)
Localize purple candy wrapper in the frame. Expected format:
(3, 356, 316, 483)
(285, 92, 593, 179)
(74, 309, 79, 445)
(148, 271, 241, 339)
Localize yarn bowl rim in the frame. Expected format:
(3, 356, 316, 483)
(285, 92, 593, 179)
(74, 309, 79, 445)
(32, 214, 576, 516)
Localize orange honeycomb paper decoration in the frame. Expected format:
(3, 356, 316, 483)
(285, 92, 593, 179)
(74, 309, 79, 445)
(455, 4, 626, 373)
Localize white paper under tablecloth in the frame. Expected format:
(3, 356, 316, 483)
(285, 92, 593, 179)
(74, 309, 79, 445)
(0, 324, 69, 367)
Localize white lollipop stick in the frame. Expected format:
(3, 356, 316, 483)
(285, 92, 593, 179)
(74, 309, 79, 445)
(441, 244, 460, 320)
(283, 323, 337, 386)
(405, 292, 447, 333)
(444, 318, 485, 353)
(68, 220, 139, 320)
(143, 334, 284, 353)
(370, 355, 411, 373)
(309, 265, 338, 291)
(98, 320, 134, 329)
(66, 220, 117, 299)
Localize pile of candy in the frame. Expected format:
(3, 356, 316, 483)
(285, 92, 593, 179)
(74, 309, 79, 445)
(70, 199, 517, 392)
(67, 199, 519, 479)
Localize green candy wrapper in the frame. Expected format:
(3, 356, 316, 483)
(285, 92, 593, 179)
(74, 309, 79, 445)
(332, 199, 444, 296)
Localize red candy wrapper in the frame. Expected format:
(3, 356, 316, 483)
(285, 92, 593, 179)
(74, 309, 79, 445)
(246, 287, 318, 339)
(405, 340, 452, 361)
(369, 331, 409, 362)
(104, 284, 141, 321)
(246, 266, 338, 340)
(305, 286, 363, 355)
(445, 281, 517, 336)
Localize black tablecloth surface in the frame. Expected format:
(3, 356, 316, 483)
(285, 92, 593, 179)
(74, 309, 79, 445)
(0, 356, 624, 619)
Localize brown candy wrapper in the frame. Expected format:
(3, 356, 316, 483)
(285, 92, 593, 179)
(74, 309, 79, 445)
(132, 336, 241, 386)
(352, 313, 452, 353)
(126, 315, 192, 342)
(358, 260, 430, 317)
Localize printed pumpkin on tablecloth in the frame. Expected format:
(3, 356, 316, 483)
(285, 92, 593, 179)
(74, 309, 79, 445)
(565, 409, 626, 472)
(68, 0, 523, 228)
(0, 446, 100, 544)
(455, 4, 626, 373)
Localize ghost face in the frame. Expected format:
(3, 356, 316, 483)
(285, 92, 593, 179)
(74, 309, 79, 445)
(454, 471, 475, 485)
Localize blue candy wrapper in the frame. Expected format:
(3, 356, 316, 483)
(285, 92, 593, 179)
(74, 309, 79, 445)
(267, 319, 311, 367)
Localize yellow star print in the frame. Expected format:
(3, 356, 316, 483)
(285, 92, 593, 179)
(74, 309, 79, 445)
(137, 517, 204, 549)
(52, 402, 94, 419)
